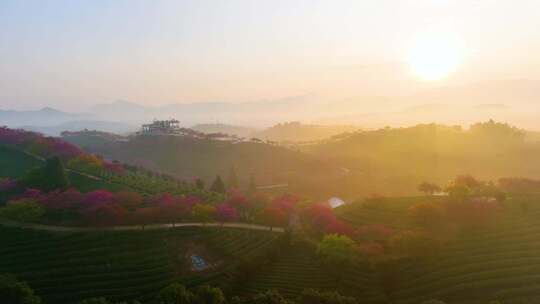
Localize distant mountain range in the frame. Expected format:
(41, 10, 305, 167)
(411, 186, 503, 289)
(0, 107, 91, 127)
(88, 96, 315, 127)
(2, 78, 540, 134)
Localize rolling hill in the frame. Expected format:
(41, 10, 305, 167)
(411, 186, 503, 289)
(251, 122, 358, 143)
(70, 134, 341, 198)
(300, 121, 540, 198)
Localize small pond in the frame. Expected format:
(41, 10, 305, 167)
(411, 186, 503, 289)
(190, 254, 209, 271)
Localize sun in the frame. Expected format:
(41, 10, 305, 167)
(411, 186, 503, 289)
(407, 28, 466, 80)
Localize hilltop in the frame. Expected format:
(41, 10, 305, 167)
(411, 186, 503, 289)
(72, 133, 340, 197)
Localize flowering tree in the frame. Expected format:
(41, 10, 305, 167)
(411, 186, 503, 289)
(305, 203, 335, 227)
(113, 191, 143, 210)
(226, 189, 249, 219)
(38, 188, 82, 222)
(0, 178, 17, 192)
(259, 206, 287, 230)
(324, 219, 354, 237)
(179, 196, 201, 210)
(80, 190, 114, 210)
(82, 203, 128, 227)
(134, 207, 160, 230)
(355, 224, 394, 242)
(271, 194, 300, 213)
(0, 127, 82, 160)
(304, 203, 352, 236)
(153, 193, 192, 225)
(215, 203, 239, 223)
(103, 161, 125, 175)
(19, 189, 43, 200)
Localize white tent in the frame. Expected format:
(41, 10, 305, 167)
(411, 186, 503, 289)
(328, 197, 346, 209)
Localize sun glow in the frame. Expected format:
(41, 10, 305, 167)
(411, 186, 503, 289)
(407, 28, 467, 80)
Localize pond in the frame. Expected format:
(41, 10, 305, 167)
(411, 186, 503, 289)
(190, 254, 209, 271)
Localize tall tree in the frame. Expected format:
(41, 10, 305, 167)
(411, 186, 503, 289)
(227, 167, 239, 189)
(247, 175, 257, 194)
(210, 176, 226, 194)
(22, 157, 69, 191)
(195, 178, 205, 190)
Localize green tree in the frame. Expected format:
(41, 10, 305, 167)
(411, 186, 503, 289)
(445, 184, 470, 202)
(0, 199, 45, 222)
(417, 182, 441, 196)
(22, 157, 69, 191)
(317, 234, 355, 269)
(191, 204, 216, 224)
(227, 167, 239, 189)
(0, 274, 41, 304)
(157, 283, 194, 304)
(247, 175, 257, 194)
(209, 176, 226, 194)
(193, 285, 224, 304)
(44, 156, 69, 190)
(195, 178, 205, 190)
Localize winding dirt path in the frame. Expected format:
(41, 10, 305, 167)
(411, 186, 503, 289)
(0, 220, 284, 233)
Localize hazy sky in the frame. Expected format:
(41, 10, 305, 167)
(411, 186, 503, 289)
(1, 0, 539, 111)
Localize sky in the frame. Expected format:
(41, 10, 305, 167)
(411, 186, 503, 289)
(1, 0, 539, 111)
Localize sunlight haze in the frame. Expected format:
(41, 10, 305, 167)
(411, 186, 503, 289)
(3, 2, 540, 303)
(1, 1, 539, 111)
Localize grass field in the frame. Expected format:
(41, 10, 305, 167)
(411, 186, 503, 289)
(0, 226, 277, 304)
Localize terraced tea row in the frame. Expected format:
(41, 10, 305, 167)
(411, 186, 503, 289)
(0, 226, 277, 303)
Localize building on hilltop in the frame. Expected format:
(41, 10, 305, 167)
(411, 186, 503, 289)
(139, 119, 244, 142)
(140, 119, 180, 135)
